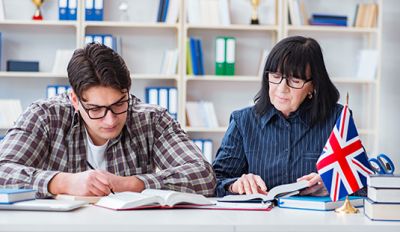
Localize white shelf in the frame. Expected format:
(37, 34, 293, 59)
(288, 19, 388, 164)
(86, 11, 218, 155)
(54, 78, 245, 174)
(286, 25, 378, 33)
(84, 21, 179, 29)
(186, 24, 279, 31)
(0, 72, 67, 79)
(186, 75, 260, 82)
(0, 20, 78, 27)
(185, 127, 228, 133)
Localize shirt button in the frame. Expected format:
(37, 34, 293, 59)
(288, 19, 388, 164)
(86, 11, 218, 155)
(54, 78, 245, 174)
(286, 124, 290, 128)
(285, 148, 289, 152)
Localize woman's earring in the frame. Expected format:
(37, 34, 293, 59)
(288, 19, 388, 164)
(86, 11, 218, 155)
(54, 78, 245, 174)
(308, 92, 313, 99)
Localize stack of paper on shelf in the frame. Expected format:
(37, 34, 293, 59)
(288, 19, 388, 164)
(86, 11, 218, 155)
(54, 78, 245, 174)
(160, 49, 179, 75)
(186, 101, 218, 128)
(356, 49, 378, 80)
(0, 99, 22, 129)
(364, 174, 400, 221)
(187, 0, 230, 26)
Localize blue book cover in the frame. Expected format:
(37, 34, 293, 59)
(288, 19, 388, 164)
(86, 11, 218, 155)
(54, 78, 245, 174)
(196, 39, 205, 75)
(0, 189, 36, 204)
(156, 0, 165, 22)
(312, 14, 347, 20)
(189, 37, 199, 75)
(278, 196, 364, 211)
(161, 0, 170, 22)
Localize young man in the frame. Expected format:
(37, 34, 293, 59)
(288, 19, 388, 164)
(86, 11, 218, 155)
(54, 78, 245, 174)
(0, 43, 216, 198)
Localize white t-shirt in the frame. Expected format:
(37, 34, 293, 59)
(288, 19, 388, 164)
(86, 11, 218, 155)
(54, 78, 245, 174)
(85, 128, 108, 170)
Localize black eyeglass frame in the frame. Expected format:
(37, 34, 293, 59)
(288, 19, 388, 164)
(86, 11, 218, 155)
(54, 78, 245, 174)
(266, 71, 313, 89)
(79, 96, 130, 120)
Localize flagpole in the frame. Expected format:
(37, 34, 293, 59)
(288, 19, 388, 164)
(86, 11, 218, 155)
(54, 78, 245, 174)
(335, 92, 359, 214)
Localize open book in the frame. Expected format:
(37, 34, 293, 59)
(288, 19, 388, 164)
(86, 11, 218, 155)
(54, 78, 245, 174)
(218, 180, 309, 203)
(95, 189, 213, 210)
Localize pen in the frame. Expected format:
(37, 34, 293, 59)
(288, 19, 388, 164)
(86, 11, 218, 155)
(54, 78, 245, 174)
(86, 160, 115, 194)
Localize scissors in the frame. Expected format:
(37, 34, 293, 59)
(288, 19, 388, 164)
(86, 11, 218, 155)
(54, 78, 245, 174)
(368, 153, 395, 174)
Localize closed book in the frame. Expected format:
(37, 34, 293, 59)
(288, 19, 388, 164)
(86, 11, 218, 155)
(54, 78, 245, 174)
(0, 189, 36, 204)
(218, 180, 309, 203)
(312, 14, 347, 20)
(95, 189, 213, 210)
(225, 37, 236, 75)
(367, 174, 400, 188)
(278, 196, 364, 211)
(364, 198, 400, 221)
(7, 60, 39, 72)
(189, 37, 199, 75)
(367, 186, 400, 203)
(215, 37, 226, 75)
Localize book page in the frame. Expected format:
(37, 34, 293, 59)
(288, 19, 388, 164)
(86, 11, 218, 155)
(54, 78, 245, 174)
(95, 192, 163, 210)
(142, 189, 212, 207)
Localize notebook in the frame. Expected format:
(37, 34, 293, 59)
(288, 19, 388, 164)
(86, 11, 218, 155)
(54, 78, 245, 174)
(0, 199, 87, 211)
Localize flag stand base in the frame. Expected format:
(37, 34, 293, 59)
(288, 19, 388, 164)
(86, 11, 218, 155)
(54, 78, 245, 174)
(335, 196, 359, 214)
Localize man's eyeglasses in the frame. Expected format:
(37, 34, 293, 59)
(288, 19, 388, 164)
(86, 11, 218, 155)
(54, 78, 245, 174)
(79, 96, 130, 120)
(266, 71, 313, 89)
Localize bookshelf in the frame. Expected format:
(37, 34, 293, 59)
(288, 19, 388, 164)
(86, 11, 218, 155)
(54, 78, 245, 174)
(0, 0, 382, 157)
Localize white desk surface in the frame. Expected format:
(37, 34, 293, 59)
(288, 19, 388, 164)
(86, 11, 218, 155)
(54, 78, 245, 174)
(0, 205, 399, 232)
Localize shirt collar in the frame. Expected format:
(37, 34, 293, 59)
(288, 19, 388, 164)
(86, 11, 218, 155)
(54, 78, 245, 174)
(259, 101, 312, 129)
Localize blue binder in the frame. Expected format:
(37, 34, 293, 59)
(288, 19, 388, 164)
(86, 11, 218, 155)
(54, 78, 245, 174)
(93, 0, 104, 21)
(85, 0, 95, 21)
(68, 0, 77, 21)
(58, 0, 68, 20)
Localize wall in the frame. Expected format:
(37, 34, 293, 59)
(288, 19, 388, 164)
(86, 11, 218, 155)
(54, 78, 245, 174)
(379, 0, 400, 173)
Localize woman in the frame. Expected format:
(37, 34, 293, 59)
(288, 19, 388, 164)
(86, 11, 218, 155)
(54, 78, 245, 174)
(213, 36, 342, 197)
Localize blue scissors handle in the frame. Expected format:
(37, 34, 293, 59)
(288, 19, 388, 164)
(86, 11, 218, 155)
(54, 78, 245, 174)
(369, 154, 395, 174)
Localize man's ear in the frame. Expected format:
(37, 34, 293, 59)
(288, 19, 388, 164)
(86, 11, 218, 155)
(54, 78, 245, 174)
(70, 90, 79, 112)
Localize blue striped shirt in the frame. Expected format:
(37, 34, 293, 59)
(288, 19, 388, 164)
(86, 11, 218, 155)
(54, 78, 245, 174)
(213, 103, 343, 197)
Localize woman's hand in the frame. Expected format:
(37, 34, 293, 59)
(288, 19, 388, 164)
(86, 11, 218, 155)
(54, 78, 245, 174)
(229, 174, 267, 195)
(297, 172, 328, 196)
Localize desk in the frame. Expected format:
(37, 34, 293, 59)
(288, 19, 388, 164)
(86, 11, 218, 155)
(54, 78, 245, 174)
(0, 205, 399, 232)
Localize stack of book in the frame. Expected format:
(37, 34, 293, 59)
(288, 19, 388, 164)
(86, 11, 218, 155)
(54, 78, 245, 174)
(156, 0, 180, 24)
(364, 174, 400, 221)
(354, 3, 378, 28)
(309, 14, 347, 27)
(186, 37, 205, 76)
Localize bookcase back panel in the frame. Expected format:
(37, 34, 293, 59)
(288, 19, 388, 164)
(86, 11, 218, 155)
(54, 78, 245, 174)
(0, 77, 69, 109)
(103, 0, 160, 23)
(2, 0, 60, 21)
(130, 79, 177, 103)
(1, 28, 77, 72)
(85, 27, 178, 74)
(186, 81, 259, 127)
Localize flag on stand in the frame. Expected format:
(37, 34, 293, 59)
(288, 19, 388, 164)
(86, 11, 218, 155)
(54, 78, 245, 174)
(316, 104, 373, 201)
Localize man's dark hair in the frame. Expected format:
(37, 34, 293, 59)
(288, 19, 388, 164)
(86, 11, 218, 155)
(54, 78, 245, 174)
(254, 36, 340, 125)
(67, 43, 131, 99)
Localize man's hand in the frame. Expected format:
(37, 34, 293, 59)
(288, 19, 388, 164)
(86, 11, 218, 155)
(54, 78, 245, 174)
(297, 172, 328, 196)
(48, 171, 145, 196)
(229, 173, 267, 195)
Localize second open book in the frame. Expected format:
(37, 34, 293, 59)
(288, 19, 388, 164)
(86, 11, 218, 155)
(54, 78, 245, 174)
(218, 180, 309, 203)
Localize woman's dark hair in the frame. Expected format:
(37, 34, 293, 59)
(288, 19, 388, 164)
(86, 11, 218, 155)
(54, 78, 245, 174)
(67, 43, 131, 99)
(254, 36, 339, 125)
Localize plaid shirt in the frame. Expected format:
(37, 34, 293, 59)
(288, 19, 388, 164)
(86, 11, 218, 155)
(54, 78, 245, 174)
(0, 94, 216, 198)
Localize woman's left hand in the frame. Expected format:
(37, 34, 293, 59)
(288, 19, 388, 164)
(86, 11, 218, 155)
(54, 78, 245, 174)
(297, 172, 328, 196)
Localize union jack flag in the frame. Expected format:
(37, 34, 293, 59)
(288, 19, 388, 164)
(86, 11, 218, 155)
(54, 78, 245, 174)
(316, 105, 373, 201)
